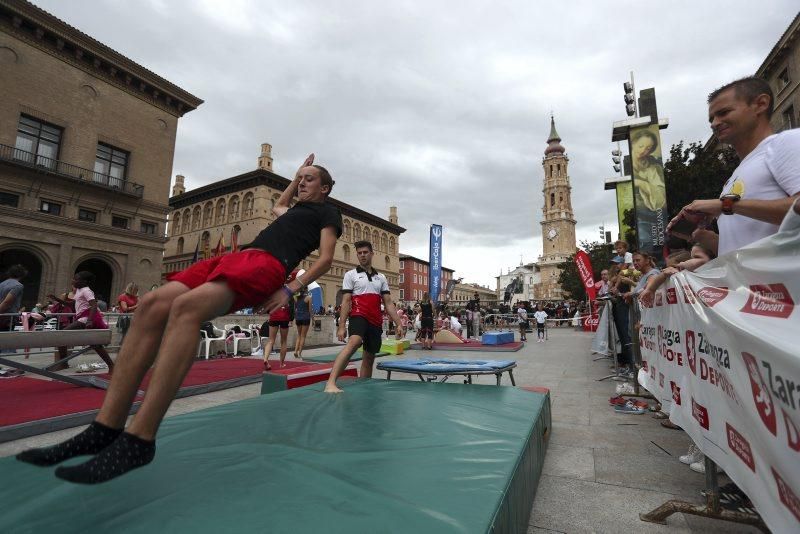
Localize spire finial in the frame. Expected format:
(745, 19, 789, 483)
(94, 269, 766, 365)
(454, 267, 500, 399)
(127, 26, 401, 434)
(545, 115, 565, 155)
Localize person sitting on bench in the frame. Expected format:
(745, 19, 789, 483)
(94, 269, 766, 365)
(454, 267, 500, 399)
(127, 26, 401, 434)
(49, 271, 114, 372)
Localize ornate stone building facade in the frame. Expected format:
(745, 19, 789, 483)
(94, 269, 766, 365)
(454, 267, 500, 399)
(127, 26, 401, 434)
(163, 145, 405, 308)
(533, 117, 576, 301)
(496, 262, 540, 306)
(450, 282, 497, 308)
(0, 0, 201, 307)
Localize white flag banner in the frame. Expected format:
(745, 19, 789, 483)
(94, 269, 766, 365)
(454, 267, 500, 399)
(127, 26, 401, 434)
(637, 221, 799, 533)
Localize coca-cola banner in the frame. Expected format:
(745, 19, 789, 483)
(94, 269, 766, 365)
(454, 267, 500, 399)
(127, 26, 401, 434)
(575, 250, 597, 301)
(637, 224, 799, 532)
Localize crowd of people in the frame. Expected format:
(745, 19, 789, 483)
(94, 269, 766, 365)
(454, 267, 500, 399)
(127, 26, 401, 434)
(599, 76, 799, 518)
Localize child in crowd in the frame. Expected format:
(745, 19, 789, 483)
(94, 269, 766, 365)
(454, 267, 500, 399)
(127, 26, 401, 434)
(533, 303, 548, 343)
(613, 240, 634, 269)
(49, 272, 114, 372)
(638, 246, 713, 308)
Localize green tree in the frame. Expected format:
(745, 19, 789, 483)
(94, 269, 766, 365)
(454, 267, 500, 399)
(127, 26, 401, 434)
(622, 208, 637, 247)
(557, 240, 615, 300)
(664, 141, 739, 220)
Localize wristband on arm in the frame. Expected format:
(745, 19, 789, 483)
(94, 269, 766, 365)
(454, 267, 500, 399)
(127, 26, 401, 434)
(282, 285, 294, 299)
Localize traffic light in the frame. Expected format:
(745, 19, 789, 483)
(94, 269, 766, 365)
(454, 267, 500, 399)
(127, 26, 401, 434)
(623, 82, 636, 117)
(611, 149, 622, 173)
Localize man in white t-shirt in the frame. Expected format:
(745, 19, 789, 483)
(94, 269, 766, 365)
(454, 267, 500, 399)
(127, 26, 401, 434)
(516, 304, 529, 342)
(668, 77, 800, 256)
(533, 303, 548, 343)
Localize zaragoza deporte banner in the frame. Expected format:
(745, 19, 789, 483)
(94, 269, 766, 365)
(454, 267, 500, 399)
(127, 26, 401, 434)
(628, 123, 668, 257)
(636, 210, 800, 532)
(429, 224, 443, 304)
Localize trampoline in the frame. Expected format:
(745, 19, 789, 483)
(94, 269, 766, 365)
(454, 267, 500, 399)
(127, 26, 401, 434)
(0, 379, 550, 534)
(301, 351, 389, 363)
(377, 358, 517, 385)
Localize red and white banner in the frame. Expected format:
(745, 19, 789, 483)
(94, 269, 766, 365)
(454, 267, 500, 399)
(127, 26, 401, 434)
(637, 224, 799, 532)
(575, 250, 597, 301)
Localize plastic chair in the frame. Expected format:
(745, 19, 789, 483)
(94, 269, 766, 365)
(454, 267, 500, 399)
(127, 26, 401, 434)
(198, 325, 226, 359)
(223, 323, 253, 355)
(248, 323, 262, 351)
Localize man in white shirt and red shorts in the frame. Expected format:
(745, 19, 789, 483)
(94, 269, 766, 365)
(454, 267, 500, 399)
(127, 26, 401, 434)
(325, 240, 404, 393)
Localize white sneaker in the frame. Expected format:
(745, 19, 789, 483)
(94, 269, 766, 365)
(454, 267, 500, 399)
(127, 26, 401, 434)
(251, 348, 263, 357)
(76, 363, 91, 373)
(680, 443, 703, 465)
(689, 455, 706, 473)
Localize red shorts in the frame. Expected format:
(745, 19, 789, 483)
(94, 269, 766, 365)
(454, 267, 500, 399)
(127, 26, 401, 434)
(166, 249, 285, 312)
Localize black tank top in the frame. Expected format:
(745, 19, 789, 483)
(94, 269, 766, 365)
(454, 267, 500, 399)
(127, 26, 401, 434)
(420, 302, 434, 319)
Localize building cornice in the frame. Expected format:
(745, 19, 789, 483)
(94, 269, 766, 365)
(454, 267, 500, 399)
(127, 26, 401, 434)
(169, 168, 406, 234)
(756, 11, 800, 77)
(0, 205, 168, 249)
(0, 0, 202, 117)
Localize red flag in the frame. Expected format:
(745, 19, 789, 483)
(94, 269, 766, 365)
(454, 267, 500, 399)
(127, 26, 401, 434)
(575, 250, 597, 301)
(231, 228, 239, 253)
(214, 234, 226, 257)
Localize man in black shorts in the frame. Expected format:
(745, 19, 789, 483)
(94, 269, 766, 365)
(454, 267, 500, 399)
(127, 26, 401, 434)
(325, 241, 404, 393)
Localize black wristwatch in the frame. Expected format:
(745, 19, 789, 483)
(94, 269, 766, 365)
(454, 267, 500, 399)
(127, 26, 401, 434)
(720, 194, 741, 215)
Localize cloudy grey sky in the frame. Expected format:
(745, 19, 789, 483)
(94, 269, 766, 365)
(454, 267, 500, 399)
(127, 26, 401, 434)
(36, 0, 798, 287)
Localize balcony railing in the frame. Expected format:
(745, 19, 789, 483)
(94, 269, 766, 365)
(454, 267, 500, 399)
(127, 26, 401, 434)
(0, 143, 144, 198)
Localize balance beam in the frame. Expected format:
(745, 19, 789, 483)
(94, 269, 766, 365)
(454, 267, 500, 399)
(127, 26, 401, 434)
(0, 329, 113, 390)
(0, 329, 111, 350)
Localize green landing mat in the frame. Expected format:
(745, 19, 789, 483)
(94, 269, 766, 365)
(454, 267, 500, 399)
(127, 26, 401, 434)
(0, 380, 550, 534)
(301, 350, 389, 363)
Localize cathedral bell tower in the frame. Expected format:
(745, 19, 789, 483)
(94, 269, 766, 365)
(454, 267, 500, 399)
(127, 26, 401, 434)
(534, 116, 577, 301)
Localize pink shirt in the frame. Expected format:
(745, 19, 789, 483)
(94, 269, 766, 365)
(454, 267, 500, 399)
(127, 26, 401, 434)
(73, 286, 95, 323)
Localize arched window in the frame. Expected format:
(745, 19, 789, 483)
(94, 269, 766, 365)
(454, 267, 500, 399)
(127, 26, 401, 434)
(385, 255, 391, 270)
(550, 193, 555, 207)
(353, 224, 362, 241)
(203, 202, 213, 227)
(215, 199, 226, 224)
(373, 230, 380, 247)
(181, 209, 191, 233)
(381, 233, 388, 252)
(343, 244, 351, 262)
(172, 212, 181, 235)
(243, 193, 254, 218)
(389, 236, 395, 253)
(343, 220, 351, 240)
(177, 237, 184, 255)
(228, 196, 240, 222)
(192, 206, 201, 230)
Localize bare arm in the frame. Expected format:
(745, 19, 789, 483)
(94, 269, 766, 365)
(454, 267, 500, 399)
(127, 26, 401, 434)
(273, 154, 314, 218)
(382, 294, 404, 339)
(0, 292, 15, 314)
(337, 293, 352, 341)
(262, 226, 338, 313)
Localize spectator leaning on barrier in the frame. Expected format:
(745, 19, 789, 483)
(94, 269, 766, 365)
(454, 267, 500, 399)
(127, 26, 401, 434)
(0, 264, 27, 332)
(668, 76, 800, 256)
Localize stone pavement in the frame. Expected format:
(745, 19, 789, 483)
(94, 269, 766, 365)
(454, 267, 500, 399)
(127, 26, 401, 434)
(0, 327, 763, 533)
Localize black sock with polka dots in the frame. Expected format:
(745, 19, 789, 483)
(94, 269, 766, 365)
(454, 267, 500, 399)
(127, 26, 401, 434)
(16, 421, 122, 467)
(55, 432, 155, 484)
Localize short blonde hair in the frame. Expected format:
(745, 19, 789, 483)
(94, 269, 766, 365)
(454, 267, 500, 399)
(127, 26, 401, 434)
(125, 282, 139, 296)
